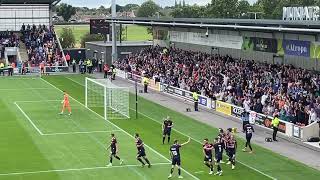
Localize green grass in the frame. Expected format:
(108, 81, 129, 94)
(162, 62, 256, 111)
(0, 75, 319, 180)
(55, 24, 152, 47)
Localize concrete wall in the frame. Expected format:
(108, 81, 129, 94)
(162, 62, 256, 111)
(154, 26, 320, 71)
(85, 42, 152, 65)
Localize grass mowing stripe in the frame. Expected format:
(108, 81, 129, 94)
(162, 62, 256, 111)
(132, 108, 277, 180)
(43, 130, 122, 136)
(41, 77, 200, 180)
(66, 75, 277, 180)
(0, 88, 52, 91)
(14, 102, 44, 135)
(0, 162, 171, 176)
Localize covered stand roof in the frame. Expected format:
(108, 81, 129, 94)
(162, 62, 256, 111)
(0, 0, 60, 5)
(106, 17, 320, 34)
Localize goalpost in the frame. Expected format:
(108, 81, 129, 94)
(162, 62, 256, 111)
(85, 77, 130, 119)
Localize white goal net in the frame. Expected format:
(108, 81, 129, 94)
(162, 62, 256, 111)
(85, 77, 130, 119)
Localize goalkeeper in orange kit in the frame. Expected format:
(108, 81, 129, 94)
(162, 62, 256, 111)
(59, 91, 72, 115)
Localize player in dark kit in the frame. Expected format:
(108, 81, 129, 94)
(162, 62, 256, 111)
(135, 133, 151, 168)
(226, 128, 237, 170)
(217, 128, 226, 163)
(242, 123, 255, 153)
(168, 137, 191, 179)
(203, 138, 214, 174)
(213, 138, 223, 176)
(107, 133, 123, 167)
(162, 116, 173, 144)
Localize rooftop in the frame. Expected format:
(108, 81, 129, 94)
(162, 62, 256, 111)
(106, 17, 320, 34)
(0, 0, 60, 5)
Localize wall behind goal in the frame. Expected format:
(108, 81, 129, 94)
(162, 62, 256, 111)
(0, 5, 49, 31)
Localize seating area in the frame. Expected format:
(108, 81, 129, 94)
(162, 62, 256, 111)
(116, 46, 320, 126)
(21, 24, 64, 66)
(0, 31, 19, 60)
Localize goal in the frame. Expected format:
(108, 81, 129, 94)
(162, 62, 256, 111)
(85, 77, 130, 119)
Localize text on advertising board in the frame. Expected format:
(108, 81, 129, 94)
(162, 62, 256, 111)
(283, 6, 320, 21)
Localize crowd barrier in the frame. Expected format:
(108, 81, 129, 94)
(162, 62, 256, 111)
(216, 101, 293, 136)
(116, 69, 318, 141)
(300, 122, 319, 141)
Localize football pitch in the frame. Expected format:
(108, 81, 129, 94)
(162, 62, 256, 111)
(0, 75, 319, 180)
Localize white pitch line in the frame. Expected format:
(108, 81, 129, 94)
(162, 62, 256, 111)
(14, 100, 61, 103)
(41, 77, 200, 180)
(0, 88, 52, 91)
(43, 130, 122, 136)
(14, 102, 44, 135)
(73, 76, 277, 180)
(0, 162, 171, 176)
(131, 108, 277, 180)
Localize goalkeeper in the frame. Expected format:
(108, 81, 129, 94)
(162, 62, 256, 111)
(59, 91, 72, 115)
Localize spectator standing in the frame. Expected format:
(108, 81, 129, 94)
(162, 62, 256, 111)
(65, 53, 71, 66)
(98, 59, 103, 72)
(72, 59, 76, 73)
(308, 108, 317, 125)
(104, 64, 109, 78)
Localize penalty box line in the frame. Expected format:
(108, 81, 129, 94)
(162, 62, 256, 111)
(14, 101, 120, 136)
(14, 102, 44, 135)
(41, 77, 200, 180)
(43, 130, 122, 136)
(0, 162, 171, 176)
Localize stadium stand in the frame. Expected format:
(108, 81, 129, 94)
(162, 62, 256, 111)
(0, 31, 19, 60)
(116, 46, 320, 126)
(21, 24, 63, 67)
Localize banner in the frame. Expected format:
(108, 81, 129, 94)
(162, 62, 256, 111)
(216, 101, 231, 115)
(249, 111, 257, 124)
(253, 114, 286, 133)
(278, 39, 311, 57)
(231, 106, 245, 118)
(45, 66, 69, 73)
(311, 42, 320, 59)
(242, 37, 277, 53)
(170, 31, 243, 49)
(293, 125, 301, 138)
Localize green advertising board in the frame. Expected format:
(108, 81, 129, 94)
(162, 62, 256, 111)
(311, 42, 320, 59)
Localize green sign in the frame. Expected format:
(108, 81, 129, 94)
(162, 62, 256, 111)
(311, 42, 320, 59)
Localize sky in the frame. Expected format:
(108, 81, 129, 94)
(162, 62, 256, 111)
(61, 0, 258, 8)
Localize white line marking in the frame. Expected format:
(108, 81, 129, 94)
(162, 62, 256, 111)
(66, 76, 277, 180)
(15, 100, 61, 103)
(41, 77, 200, 180)
(0, 162, 171, 176)
(14, 102, 44, 135)
(134, 109, 277, 180)
(43, 130, 122, 136)
(0, 88, 52, 91)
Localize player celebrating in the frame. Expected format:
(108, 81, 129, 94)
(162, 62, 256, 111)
(242, 123, 255, 153)
(162, 116, 173, 144)
(217, 128, 226, 163)
(203, 138, 214, 174)
(168, 137, 191, 179)
(226, 128, 237, 170)
(107, 133, 123, 167)
(213, 137, 223, 176)
(59, 91, 71, 115)
(135, 133, 151, 168)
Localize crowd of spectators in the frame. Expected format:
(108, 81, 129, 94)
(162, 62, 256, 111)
(21, 24, 64, 66)
(116, 46, 320, 126)
(0, 31, 19, 59)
